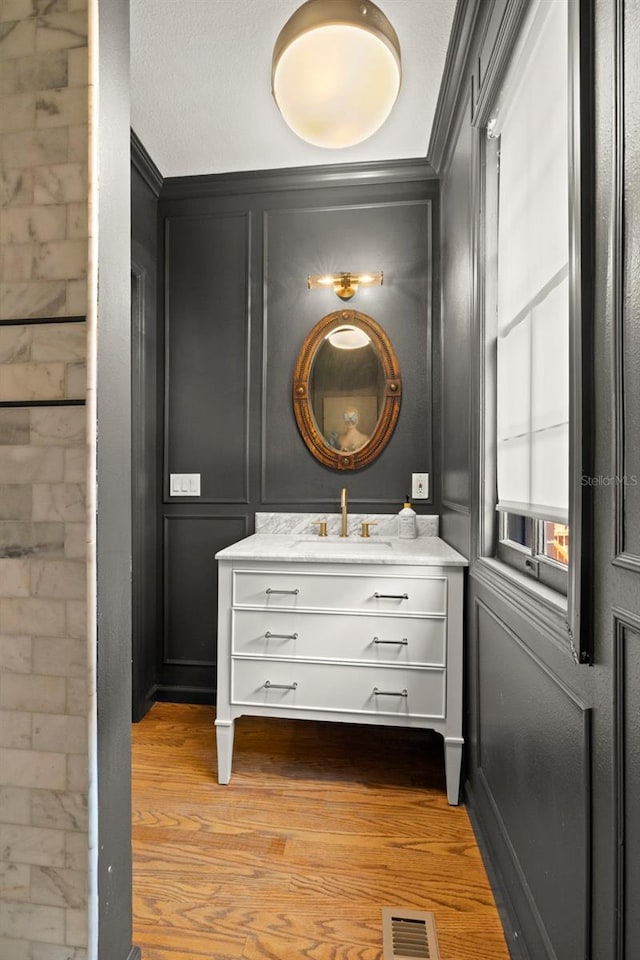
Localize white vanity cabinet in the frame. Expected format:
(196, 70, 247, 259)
(215, 541, 466, 804)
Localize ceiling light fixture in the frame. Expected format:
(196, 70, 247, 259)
(307, 271, 384, 300)
(272, 0, 402, 149)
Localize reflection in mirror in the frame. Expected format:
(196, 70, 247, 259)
(293, 311, 402, 470)
(310, 327, 385, 453)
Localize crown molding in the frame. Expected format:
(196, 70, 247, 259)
(427, 0, 484, 174)
(159, 157, 437, 202)
(131, 129, 164, 197)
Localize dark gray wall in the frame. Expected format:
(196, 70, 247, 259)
(97, 0, 138, 958)
(152, 166, 439, 703)
(613, 5, 640, 954)
(131, 142, 162, 722)
(439, 94, 473, 559)
(434, 0, 639, 958)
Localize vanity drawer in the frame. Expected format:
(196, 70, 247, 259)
(231, 609, 446, 666)
(232, 569, 447, 616)
(231, 659, 445, 719)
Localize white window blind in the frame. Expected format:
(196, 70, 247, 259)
(494, 0, 570, 524)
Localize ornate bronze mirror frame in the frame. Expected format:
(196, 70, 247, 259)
(292, 310, 402, 470)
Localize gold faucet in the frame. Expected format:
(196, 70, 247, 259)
(340, 487, 349, 537)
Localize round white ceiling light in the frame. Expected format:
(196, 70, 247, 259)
(272, 0, 402, 149)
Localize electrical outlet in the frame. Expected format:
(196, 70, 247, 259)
(169, 473, 201, 496)
(412, 473, 429, 499)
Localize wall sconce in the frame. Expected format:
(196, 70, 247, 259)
(307, 271, 383, 301)
(272, 0, 401, 148)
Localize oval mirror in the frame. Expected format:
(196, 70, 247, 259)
(293, 310, 402, 470)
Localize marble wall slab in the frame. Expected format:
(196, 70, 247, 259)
(0, 485, 31, 518)
(0, 361, 66, 400)
(0, 280, 67, 319)
(0, 521, 65, 557)
(1, 2, 93, 954)
(0, 445, 64, 483)
(9, 50, 69, 94)
(0, 205, 67, 244)
(0, 900, 66, 946)
(30, 790, 87, 832)
(0, 747, 66, 791)
(0, 860, 29, 901)
(0, 710, 31, 749)
(0, 321, 86, 399)
(0, 406, 29, 441)
(0, 635, 32, 674)
(0, 9, 88, 322)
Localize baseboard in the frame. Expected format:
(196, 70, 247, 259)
(155, 684, 215, 706)
(464, 778, 529, 960)
(132, 684, 158, 722)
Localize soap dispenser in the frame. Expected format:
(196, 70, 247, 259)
(398, 496, 417, 539)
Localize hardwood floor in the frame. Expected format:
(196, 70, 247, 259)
(132, 703, 510, 960)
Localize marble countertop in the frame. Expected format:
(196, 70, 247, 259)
(215, 532, 468, 567)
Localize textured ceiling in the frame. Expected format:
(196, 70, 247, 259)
(130, 0, 457, 178)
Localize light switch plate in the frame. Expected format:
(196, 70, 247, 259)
(170, 473, 201, 496)
(412, 472, 429, 499)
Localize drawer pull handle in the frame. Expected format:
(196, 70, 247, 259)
(373, 592, 409, 600)
(266, 588, 299, 595)
(265, 631, 298, 640)
(373, 687, 408, 697)
(373, 637, 408, 645)
(264, 680, 298, 691)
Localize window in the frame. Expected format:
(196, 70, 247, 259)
(486, 0, 571, 594)
(498, 513, 569, 595)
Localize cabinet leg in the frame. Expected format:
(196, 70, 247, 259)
(215, 719, 235, 784)
(444, 737, 463, 805)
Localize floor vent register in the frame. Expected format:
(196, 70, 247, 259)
(382, 908, 441, 960)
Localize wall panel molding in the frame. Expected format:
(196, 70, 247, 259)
(162, 514, 249, 669)
(612, 0, 640, 573)
(613, 607, 640, 960)
(438, 1, 627, 959)
(440, 93, 473, 518)
(156, 169, 438, 698)
(441, 498, 470, 515)
(260, 197, 434, 506)
(473, 595, 590, 752)
(464, 778, 530, 960)
(163, 211, 252, 504)
(131, 161, 163, 721)
(473, 595, 592, 960)
(471, 559, 574, 658)
(473, 766, 554, 960)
